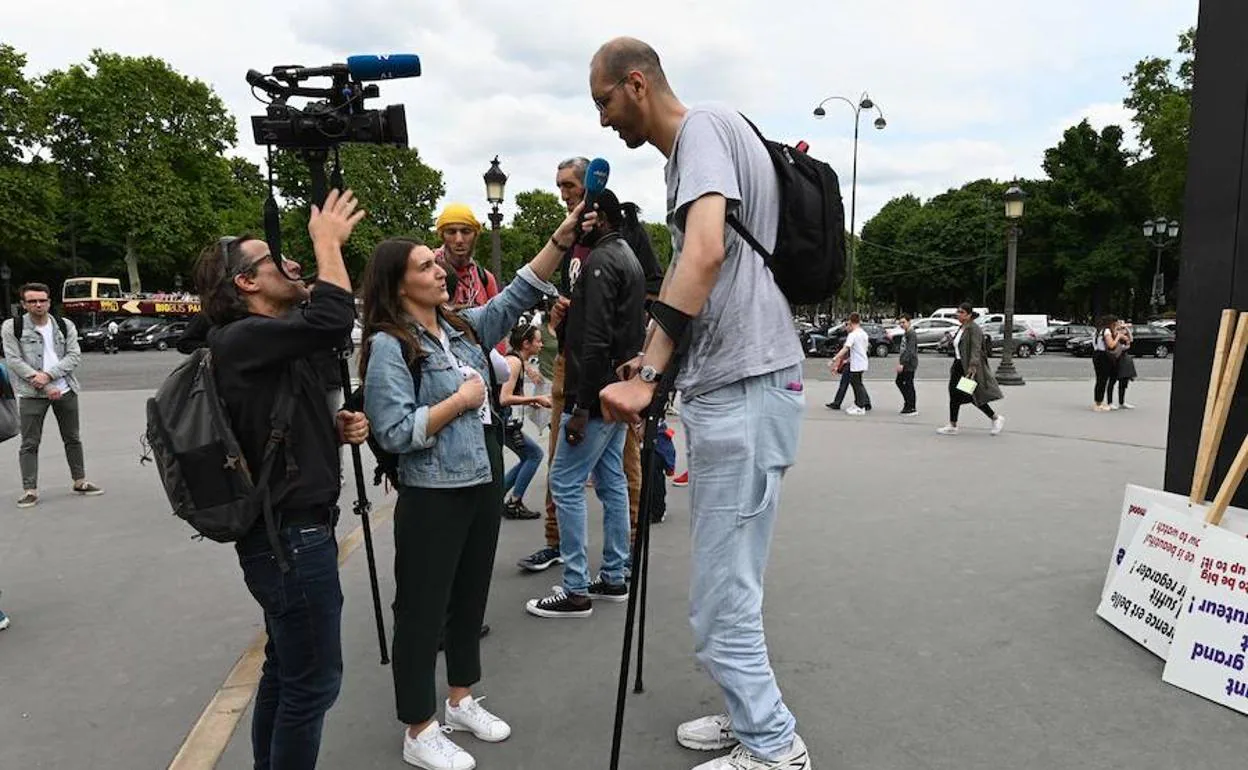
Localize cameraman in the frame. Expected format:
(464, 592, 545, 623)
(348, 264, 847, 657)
(193, 189, 370, 770)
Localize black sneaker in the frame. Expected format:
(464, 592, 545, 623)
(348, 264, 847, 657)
(505, 499, 541, 520)
(588, 577, 629, 603)
(825, 402, 840, 410)
(525, 589, 592, 618)
(517, 547, 563, 572)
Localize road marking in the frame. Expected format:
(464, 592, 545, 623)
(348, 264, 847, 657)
(167, 504, 395, 770)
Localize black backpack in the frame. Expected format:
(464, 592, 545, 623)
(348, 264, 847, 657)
(726, 114, 848, 305)
(144, 349, 298, 568)
(12, 314, 69, 340)
(346, 326, 501, 489)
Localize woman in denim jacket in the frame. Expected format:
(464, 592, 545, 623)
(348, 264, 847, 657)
(359, 205, 580, 770)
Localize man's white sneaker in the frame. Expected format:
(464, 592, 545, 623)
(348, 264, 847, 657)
(937, 425, 958, 435)
(677, 714, 737, 751)
(691, 734, 811, 770)
(445, 695, 511, 742)
(844, 405, 866, 416)
(1121, 403, 1136, 410)
(403, 721, 475, 770)
(991, 415, 1005, 435)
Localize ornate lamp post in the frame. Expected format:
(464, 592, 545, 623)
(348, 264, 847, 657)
(483, 156, 508, 282)
(1142, 217, 1180, 317)
(995, 185, 1027, 386)
(813, 92, 887, 312)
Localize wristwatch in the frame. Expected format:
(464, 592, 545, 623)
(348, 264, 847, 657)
(638, 365, 662, 384)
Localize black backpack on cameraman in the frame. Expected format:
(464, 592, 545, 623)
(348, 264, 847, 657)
(144, 349, 299, 568)
(725, 114, 848, 305)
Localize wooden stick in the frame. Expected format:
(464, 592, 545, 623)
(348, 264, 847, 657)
(1193, 312, 1248, 509)
(1208, 432, 1248, 526)
(1191, 309, 1238, 503)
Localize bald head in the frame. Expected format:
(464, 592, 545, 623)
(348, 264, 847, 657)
(592, 37, 670, 92)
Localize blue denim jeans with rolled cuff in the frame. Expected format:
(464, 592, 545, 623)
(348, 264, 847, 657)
(236, 521, 343, 770)
(503, 420, 544, 501)
(682, 364, 804, 761)
(550, 413, 630, 596)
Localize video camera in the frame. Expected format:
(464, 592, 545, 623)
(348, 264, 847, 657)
(246, 55, 419, 149)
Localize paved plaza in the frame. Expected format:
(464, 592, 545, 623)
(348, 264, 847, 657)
(2, 352, 1245, 769)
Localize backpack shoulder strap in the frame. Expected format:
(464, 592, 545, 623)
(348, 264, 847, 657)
(53, 315, 68, 338)
(724, 112, 775, 264)
(252, 365, 300, 573)
(12, 315, 22, 339)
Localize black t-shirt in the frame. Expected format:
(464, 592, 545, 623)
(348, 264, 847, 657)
(208, 283, 356, 527)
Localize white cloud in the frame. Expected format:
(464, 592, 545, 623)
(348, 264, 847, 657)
(6, 0, 1196, 236)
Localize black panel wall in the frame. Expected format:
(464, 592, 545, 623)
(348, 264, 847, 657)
(1164, 0, 1248, 504)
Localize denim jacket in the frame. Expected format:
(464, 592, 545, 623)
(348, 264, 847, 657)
(1, 314, 82, 399)
(364, 265, 556, 489)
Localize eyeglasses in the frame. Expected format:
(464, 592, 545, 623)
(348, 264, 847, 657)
(593, 76, 629, 114)
(23, 298, 50, 305)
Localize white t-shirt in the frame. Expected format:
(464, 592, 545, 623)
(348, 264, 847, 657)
(36, 323, 70, 393)
(439, 331, 491, 425)
(845, 327, 869, 373)
(953, 327, 965, 361)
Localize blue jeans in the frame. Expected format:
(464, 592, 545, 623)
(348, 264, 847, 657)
(236, 522, 344, 770)
(503, 420, 543, 500)
(682, 364, 804, 760)
(549, 413, 629, 595)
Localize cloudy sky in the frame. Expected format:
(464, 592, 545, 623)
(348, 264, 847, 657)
(8, 0, 1196, 233)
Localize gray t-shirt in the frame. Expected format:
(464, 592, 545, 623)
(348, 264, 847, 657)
(664, 103, 804, 398)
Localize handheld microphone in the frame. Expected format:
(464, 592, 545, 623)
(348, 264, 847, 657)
(577, 157, 610, 244)
(346, 54, 422, 81)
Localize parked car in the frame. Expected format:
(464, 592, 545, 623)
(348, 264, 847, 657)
(79, 319, 124, 352)
(131, 321, 189, 351)
(1069, 324, 1176, 358)
(980, 322, 1042, 357)
(885, 317, 961, 350)
(815, 322, 898, 358)
(1040, 324, 1095, 354)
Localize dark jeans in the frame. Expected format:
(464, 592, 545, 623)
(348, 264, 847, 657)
(895, 370, 916, 411)
(847, 371, 871, 408)
(948, 360, 995, 424)
(1092, 351, 1113, 403)
(392, 428, 503, 724)
(236, 521, 344, 770)
(18, 393, 85, 490)
(1107, 377, 1129, 405)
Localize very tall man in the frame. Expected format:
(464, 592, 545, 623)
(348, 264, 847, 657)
(593, 38, 811, 770)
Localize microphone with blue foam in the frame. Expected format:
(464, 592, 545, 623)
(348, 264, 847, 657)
(346, 54, 422, 81)
(577, 157, 611, 244)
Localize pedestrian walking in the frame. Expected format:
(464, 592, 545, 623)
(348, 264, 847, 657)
(895, 314, 918, 415)
(937, 303, 1005, 436)
(828, 312, 872, 415)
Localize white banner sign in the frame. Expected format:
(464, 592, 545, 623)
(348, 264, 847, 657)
(1098, 503, 1203, 659)
(1162, 523, 1248, 714)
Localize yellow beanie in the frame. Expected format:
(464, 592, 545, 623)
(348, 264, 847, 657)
(436, 203, 482, 233)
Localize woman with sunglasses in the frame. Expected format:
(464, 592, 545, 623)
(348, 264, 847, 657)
(359, 204, 581, 770)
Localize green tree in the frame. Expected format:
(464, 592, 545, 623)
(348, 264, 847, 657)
(0, 45, 61, 284)
(644, 222, 673, 271)
(41, 51, 238, 293)
(269, 144, 445, 277)
(1124, 27, 1194, 216)
(511, 189, 565, 244)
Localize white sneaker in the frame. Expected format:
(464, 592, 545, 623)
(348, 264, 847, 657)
(677, 714, 737, 751)
(1121, 403, 1135, 410)
(844, 405, 865, 416)
(445, 695, 511, 742)
(1110, 404, 1121, 411)
(691, 734, 811, 770)
(937, 425, 958, 435)
(403, 721, 475, 770)
(991, 415, 1005, 435)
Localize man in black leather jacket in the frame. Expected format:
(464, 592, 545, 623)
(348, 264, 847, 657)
(525, 188, 646, 618)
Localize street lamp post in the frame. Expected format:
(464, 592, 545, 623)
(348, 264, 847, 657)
(1142, 217, 1180, 317)
(813, 92, 886, 313)
(996, 185, 1027, 386)
(0, 262, 10, 319)
(483, 156, 508, 283)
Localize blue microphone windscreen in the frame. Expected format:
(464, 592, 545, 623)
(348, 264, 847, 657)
(346, 54, 422, 81)
(585, 158, 610, 196)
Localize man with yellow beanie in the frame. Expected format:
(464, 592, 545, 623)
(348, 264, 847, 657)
(435, 203, 501, 309)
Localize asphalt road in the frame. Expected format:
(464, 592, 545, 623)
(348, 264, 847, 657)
(73, 347, 1174, 392)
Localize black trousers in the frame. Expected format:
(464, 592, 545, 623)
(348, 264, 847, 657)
(391, 428, 503, 725)
(1092, 351, 1113, 403)
(948, 360, 995, 424)
(895, 370, 916, 411)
